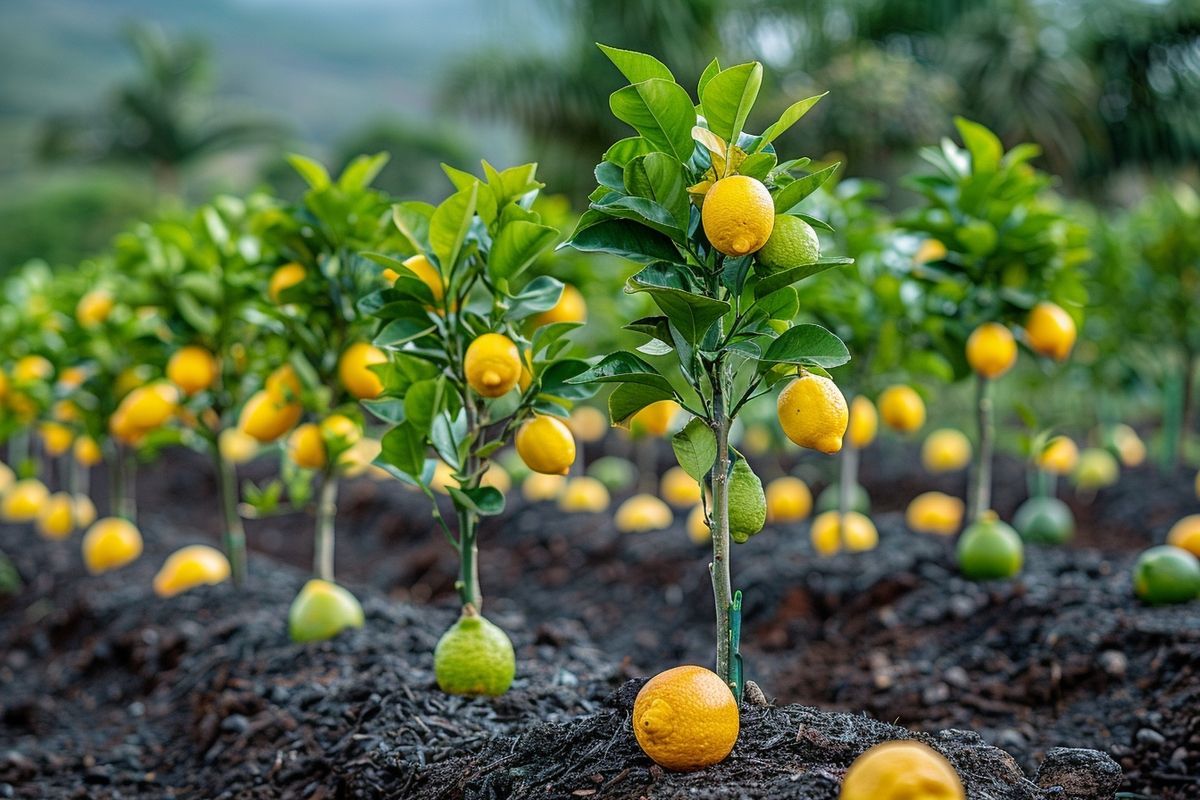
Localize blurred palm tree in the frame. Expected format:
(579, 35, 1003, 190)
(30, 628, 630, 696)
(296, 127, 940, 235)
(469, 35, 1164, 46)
(37, 23, 281, 196)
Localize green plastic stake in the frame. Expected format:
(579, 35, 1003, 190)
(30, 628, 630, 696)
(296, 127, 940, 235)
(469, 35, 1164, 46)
(729, 589, 744, 702)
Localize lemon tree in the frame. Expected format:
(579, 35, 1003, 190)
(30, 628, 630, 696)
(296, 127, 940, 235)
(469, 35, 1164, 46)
(364, 160, 592, 694)
(565, 46, 854, 694)
(901, 118, 1087, 525)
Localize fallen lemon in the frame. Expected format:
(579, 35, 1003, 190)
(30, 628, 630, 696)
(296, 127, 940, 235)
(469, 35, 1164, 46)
(921, 429, 972, 473)
(1134, 545, 1200, 605)
(632, 665, 739, 771)
(36, 492, 77, 540)
(1037, 436, 1079, 475)
(616, 493, 673, 532)
(702, 175, 775, 257)
(957, 513, 1023, 580)
(153, 544, 231, 597)
(1167, 515, 1200, 558)
(777, 373, 848, 454)
(1013, 496, 1074, 545)
(840, 740, 964, 800)
(811, 510, 878, 556)
(660, 466, 702, 507)
(288, 579, 365, 642)
(515, 415, 576, 475)
(906, 492, 964, 536)
(558, 476, 610, 512)
(966, 322, 1017, 379)
(82, 517, 143, 574)
(878, 385, 925, 433)
(765, 476, 812, 524)
(434, 607, 515, 696)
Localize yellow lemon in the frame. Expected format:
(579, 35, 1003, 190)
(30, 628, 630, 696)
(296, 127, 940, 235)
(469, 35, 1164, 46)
(906, 492, 965, 536)
(1038, 436, 1079, 475)
(1073, 448, 1119, 490)
(522, 472, 566, 502)
(338, 342, 386, 400)
(1167, 515, 1200, 558)
(558, 476, 610, 512)
(841, 740, 964, 800)
(238, 390, 302, 443)
(265, 363, 303, 402)
(167, 346, 219, 396)
(13, 355, 53, 383)
(914, 238, 948, 264)
(153, 544, 231, 597)
(966, 322, 1017, 379)
(464, 334, 521, 398)
(847, 395, 878, 449)
(268, 262, 306, 303)
(288, 423, 326, 469)
(481, 463, 512, 494)
(40, 422, 74, 457)
(632, 665, 739, 771)
(52, 399, 82, 423)
(615, 493, 673, 532)
(777, 373, 848, 454)
(1, 478, 50, 522)
(701, 175, 775, 257)
(115, 382, 179, 437)
(532, 283, 587, 327)
(515, 415, 576, 475)
(76, 289, 115, 328)
(57, 366, 87, 391)
(1025, 301, 1076, 361)
(660, 466, 702, 507)
(630, 400, 680, 438)
(321, 414, 361, 447)
(36, 492, 77, 540)
(765, 476, 812, 524)
(1111, 424, 1146, 468)
(878, 385, 926, 433)
(921, 429, 972, 473)
(811, 510, 878, 556)
(218, 428, 259, 465)
(288, 579, 365, 643)
(686, 504, 710, 544)
(0, 368, 7, 401)
(73, 494, 97, 528)
(568, 405, 609, 443)
(399, 253, 445, 303)
(82, 517, 143, 574)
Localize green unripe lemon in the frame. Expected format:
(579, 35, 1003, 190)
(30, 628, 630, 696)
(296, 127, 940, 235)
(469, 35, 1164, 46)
(755, 215, 820, 275)
(1133, 545, 1200, 605)
(434, 609, 516, 696)
(815, 482, 871, 515)
(728, 459, 766, 543)
(288, 579, 365, 643)
(586, 456, 637, 491)
(1013, 496, 1075, 545)
(957, 516, 1023, 580)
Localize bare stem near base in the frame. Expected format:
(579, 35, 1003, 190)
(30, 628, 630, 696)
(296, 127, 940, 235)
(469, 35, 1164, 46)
(709, 367, 733, 688)
(967, 375, 994, 523)
(313, 473, 338, 582)
(215, 444, 247, 586)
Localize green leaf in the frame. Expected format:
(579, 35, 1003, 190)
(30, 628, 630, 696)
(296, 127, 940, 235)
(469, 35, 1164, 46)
(672, 417, 717, 482)
(628, 263, 730, 345)
(758, 323, 850, 369)
(403, 379, 441, 436)
(604, 136, 657, 167)
(567, 351, 674, 393)
(608, 382, 674, 427)
(429, 183, 479, 271)
(567, 216, 680, 263)
(773, 162, 840, 213)
(598, 43, 674, 84)
(753, 257, 853, 298)
(640, 153, 690, 229)
(697, 57, 721, 99)
(505, 275, 564, 321)
(609, 79, 696, 163)
(739, 152, 777, 181)
(381, 422, 426, 480)
(374, 316, 437, 349)
(954, 116, 1003, 173)
(757, 286, 799, 320)
(448, 486, 506, 517)
(338, 152, 389, 191)
(701, 62, 763, 143)
(593, 193, 684, 242)
(287, 153, 330, 190)
(490, 220, 559, 281)
(392, 202, 433, 254)
(758, 93, 826, 147)
(538, 359, 596, 401)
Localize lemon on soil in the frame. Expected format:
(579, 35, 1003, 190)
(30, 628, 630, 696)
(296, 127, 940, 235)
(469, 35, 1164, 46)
(1013, 496, 1075, 545)
(558, 476, 610, 512)
(153, 545, 231, 597)
(701, 175, 775, 257)
(840, 740, 964, 800)
(811, 510, 878, 556)
(434, 608, 515, 696)
(288, 579, 365, 642)
(632, 665, 739, 771)
(777, 373, 848, 454)
(1133, 545, 1200, 605)
(957, 513, 1023, 580)
(921, 429, 972, 473)
(660, 466, 702, 507)
(755, 214, 820, 274)
(906, 492, 965, 536)
(615, 494, 673, 533)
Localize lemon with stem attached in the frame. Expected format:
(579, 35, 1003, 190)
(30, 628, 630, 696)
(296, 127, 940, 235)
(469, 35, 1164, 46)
(289, 579, 365, 642)
(434, 607, 515, 696)
(728, 460, 767, 543)
(394, 254, 445, 303)
(777, 373, 848, 454)
(630, 400, 679, 438)
(702, 176, 775, 257)
(966, 322, 1017, 379)
(464, 333, 521, 398)
(632, 665, 739, 771)
(238, 390, 302, 444)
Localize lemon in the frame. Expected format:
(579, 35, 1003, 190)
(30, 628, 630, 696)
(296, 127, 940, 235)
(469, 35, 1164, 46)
(558, 476, 610, 512)
(238, 390, 302, 444)
(686, 504, 710, 544)
(82, 517, 143, 574)
(777, 373, 848, 454)
(480, 463, 512, 494)
(810, 510, 878, 556)
(567, 405, 608, 443)
(728, 460, 766, 542)
(464, 333, 521, 398)
(532, 283, 587, 327)
(76, 289, 115, 328)
(914, 238, 948, 265)
(906, 492, 964, 536)
(1111, 424, 1145, 468)
(52, 399, 82, 423)
(1073, 448, 1119, 490)
(1166, 515, 1200, 557)
(629, 400, 679, 438)
(434, 608, 515, 696)
(921, 429, 972, 473)
(1013, 496, 1074, 545)
(765, 476, 812, 524)
(73, 494, 97, 528)
(846, 395, 878, 449)
(515, 415, 576, 475)
(878, 385, 926, 433)
(13, 355, 53, 383)
(1037, 436, 1078, 475)
(660, 466, 702, 507)
(615, 494, 673, 532)
(966, 322, 1017, 379)
(288, 423, 326, 469)
(288, 579, 365, 642)
(841, 740, 964, 800)
(755, 214, 820, 274)
(1134, 545, 1200, 605)
(957, 514, 1023, 580)
(0, 369, 8, 401)
(1025, 301, 1076, 361)
(167, 345, 219, 396)
(268, 262, 306, 303)
(398, 254, 445, 303)
(113, 382, 179, 441)
(2, 479, 50, 522)
(36, 492, 77, 540)
(153, 545, 231, 597)
(218, 428, 259, 465)
(521, 472, 566, 502)
(701, 175, 775, 257)
(39, 422, 74, 457)
(339, 342, 387, 400)
(633, 665, 738, 772)
(265, 363, 303, 402)
(56, 367, 87, 391)
(321, 414, 361, 448)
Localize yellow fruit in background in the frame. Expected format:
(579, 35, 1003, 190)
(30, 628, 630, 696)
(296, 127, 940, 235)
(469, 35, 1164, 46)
(114, 365, 149, 399)
(532, 283, 587, 327)
(1025, 301, 1076, 361)
(847, 395, 878, 449)
(630, 400, 679, 438)
(568, 405, 608, 443)
(266, 363, 303, 402)
(906, 492, 965, 536)
(841, 740, 964, 800)
(430, 460, 457, 494)
(739, 422, 772, 456)
(167, 346, 219, 395)
(36, 492, 77, 540)
(921, 429, 972, 473)
(481, 463, 512, 494)
(1073, 448, 1120, 490)
(321, 414, 361, 447)
(1, 478, 50, 522)
(810, 510, 878, 556)
(338, 342, 386, 400)
(464, 333, 521, 398)
(116, 382, 179, 435)
(13, 355, 52, 383)
(522, 472, 566, 502)
(0, 368, 7, 400)
(660, 466, 702, 507)
(966, 322, 1017, 379)
(39, 422, 74, 457)
(1167, 515, 1200, 558)
(1038, 436, 1079, 475)
(288, 579, 365, 643)
(878, 385, 926, 433)
(615, 493, 673, 532)
(686, 504, 710, 544)
(558, 476, 610, 512)
(632, 665, 739, 771)
(701, 175, 775, 257)
(73, 494, 97, 528)
(52, 399, 82, 422)
(219, 428, 259, 465)
(82, 517, 143, 575)
(153, 544, 231, 597)
(288, 424, 326, 469)
(914, 238, 948, 265)
(339, 436, 384, 478)
(777, 373, 848, 454)
(0, 462, 14, 494)
(57, 366, 87, 390)
(1111, 424, 1146, 468)
(399, 254, 445, 303)
(238, 390, 302, 443)
(765, 476, 812, 524)
(515, 415, 576, 475)
(76, 289, 115, 328)
(268, 262, 306, 303)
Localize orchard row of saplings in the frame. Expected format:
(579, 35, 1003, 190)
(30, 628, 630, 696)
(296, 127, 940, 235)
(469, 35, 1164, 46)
(2, 46, 1198, 797)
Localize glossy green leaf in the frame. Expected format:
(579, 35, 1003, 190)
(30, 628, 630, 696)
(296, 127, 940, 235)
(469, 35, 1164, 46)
(609, 79, 696, 163)
(567, 216, 680, 263)
(758, 93, 826, 147)
(701, 62, 763, 143)
(381, 422, 426, 480)
(567, 351, 674, 392)
(490, 220, 559, 281)
(758, 323, 850, 369)
(338, 152, 389, 191)
(954, 116, 1003, 173)
(753, 257, 853, 298)
(287, 153, 330, 190)
(429, 183, 478, 271)
(448, 485, 506, 517)
(608, 382, 675, 427)
(598, 43, 674, 84)
(672, 417, 717, 482)
(628, 263, 730, 345)
(773, 162, 841, 213)
(505, 275, 564, 321)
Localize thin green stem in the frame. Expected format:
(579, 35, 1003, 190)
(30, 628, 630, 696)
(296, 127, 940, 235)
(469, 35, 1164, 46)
(313, 472, 338, 582)
(967, 376, 994, 523)
(709, 359, 733, 688)
(215, 443, 247, 587)
(838, 440, 859, 545)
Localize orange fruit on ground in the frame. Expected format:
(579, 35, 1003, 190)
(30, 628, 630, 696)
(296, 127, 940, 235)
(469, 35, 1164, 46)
(765, 476, 812, 524)
(532, 283, 587, 327)
(338, 342, 387, 400)
(167, 345, 219, 396)
(153, 545, 231, 597)
(878, 385, 926, 433)
(268, 262, 306, 303)
(633, 665, 739, 771)
(966, 322, 1017, 379)
(811, 510, 878, 556)
(1167, 515, 1200, 558)
(841, 740, 964, 800)
(1025, 301, 1077, 361)
(614, 494, 673, 533)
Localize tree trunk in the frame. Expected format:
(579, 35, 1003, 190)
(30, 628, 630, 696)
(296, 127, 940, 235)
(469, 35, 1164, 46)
(967, 376, 994, 523)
